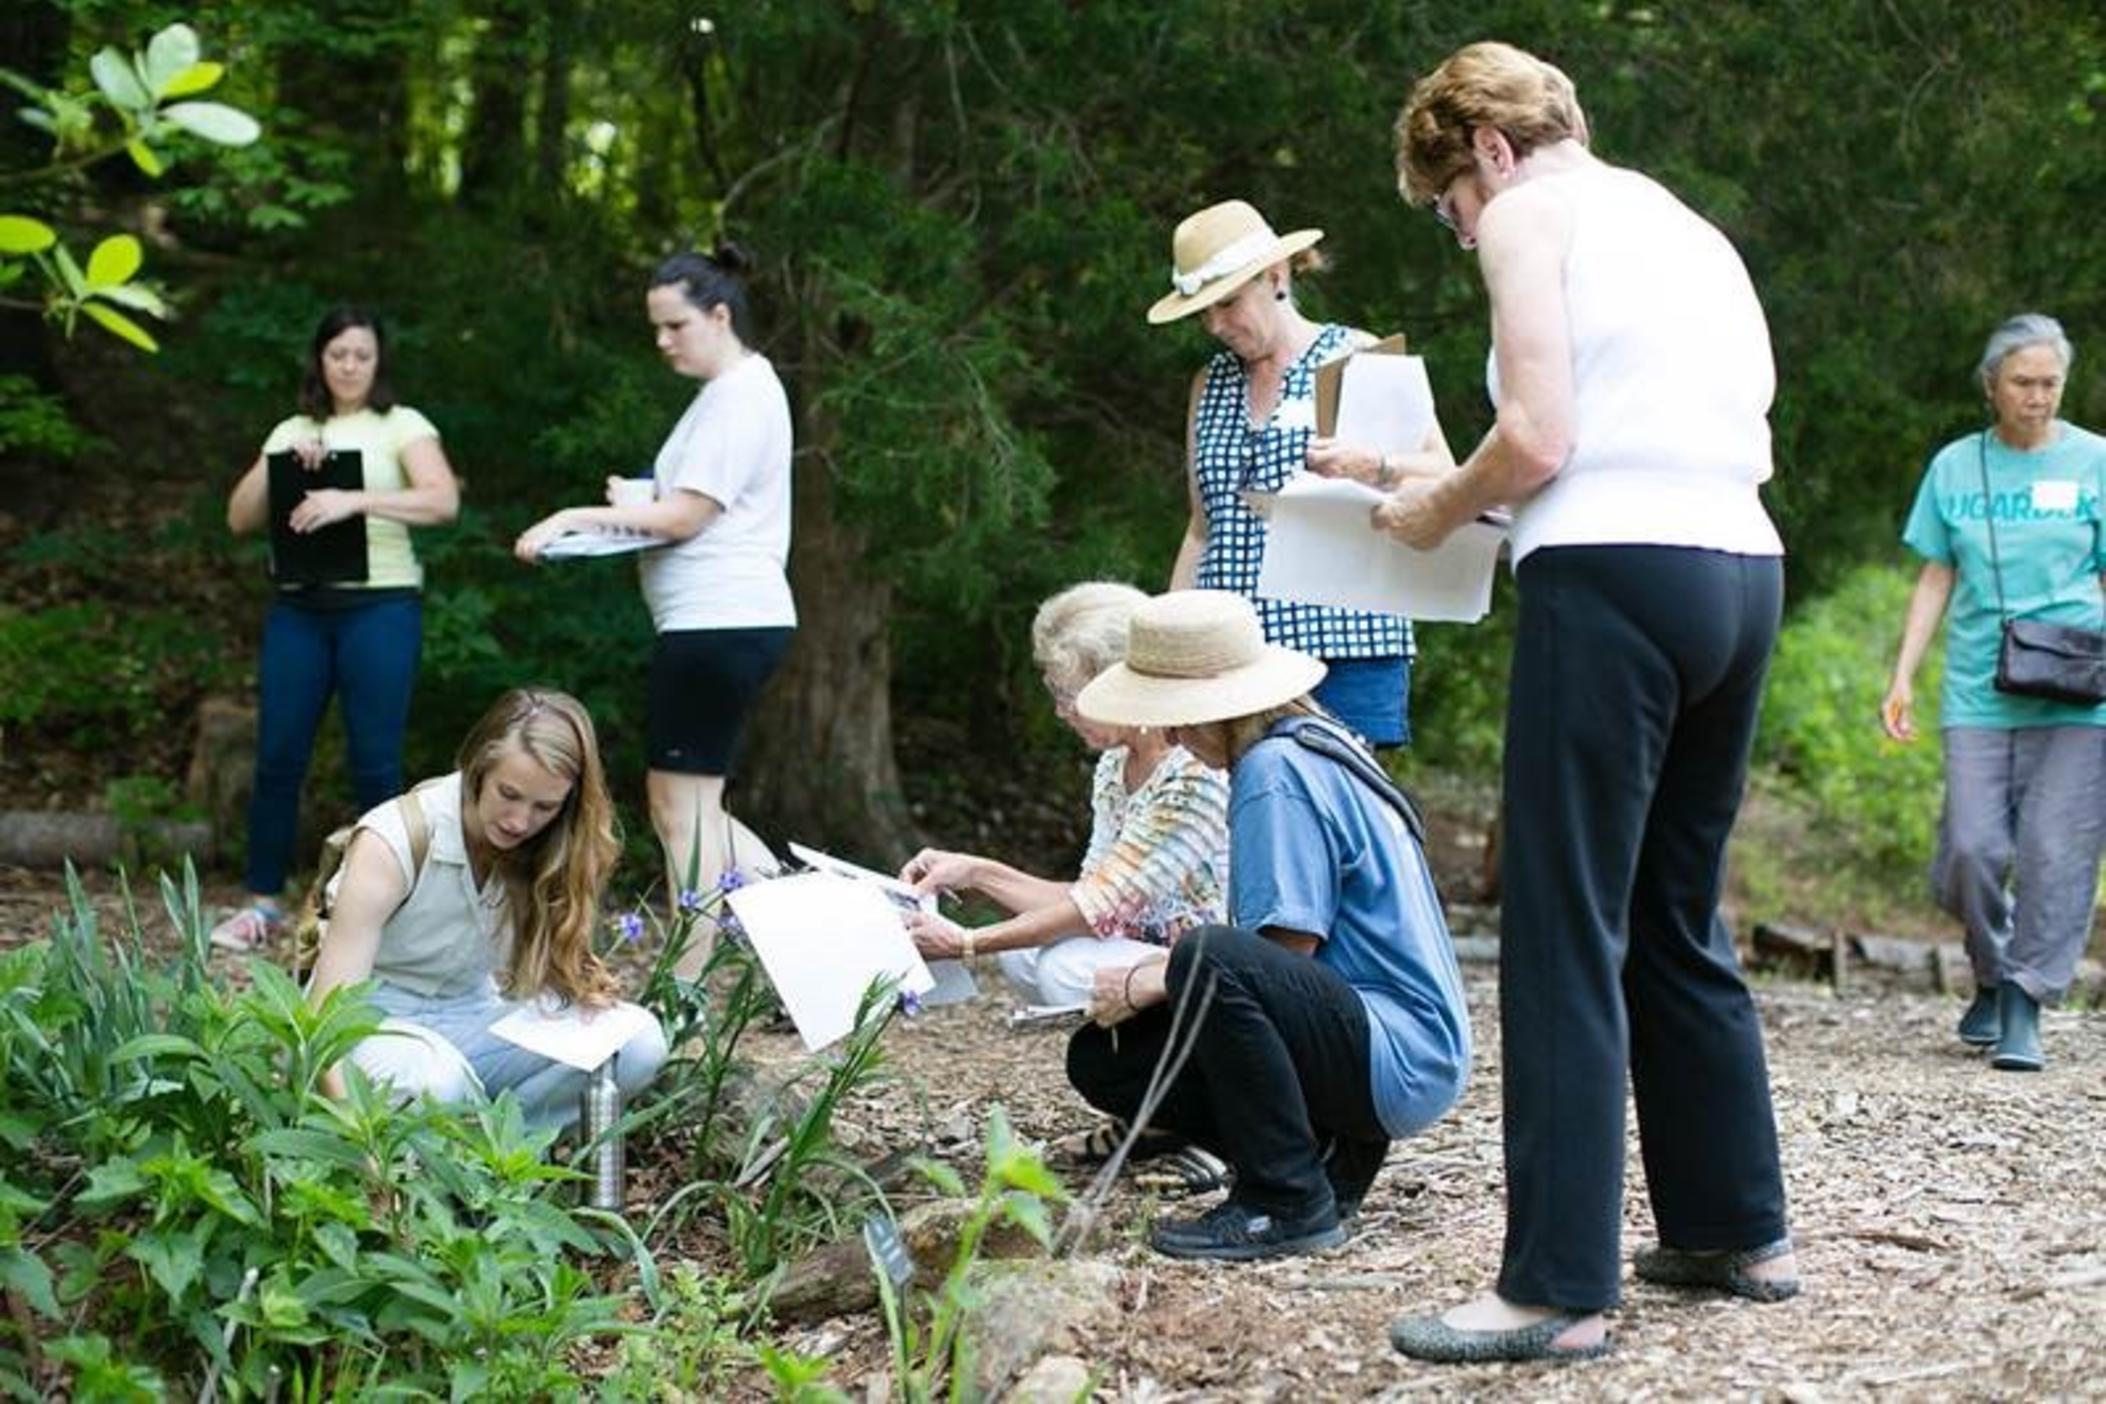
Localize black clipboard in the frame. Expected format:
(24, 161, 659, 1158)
(267, 449, 369, 585)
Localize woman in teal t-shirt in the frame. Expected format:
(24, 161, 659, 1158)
(1882, 313, 2106, 1073)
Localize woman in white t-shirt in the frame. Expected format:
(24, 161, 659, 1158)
(516, 247, 795, 977)
(310, 688, 666, 1130)
(215, 306, 461, 952)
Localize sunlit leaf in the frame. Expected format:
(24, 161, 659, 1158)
(160, 101, 260, 147)
(144, 24, 201, 95)
(89, 47, 150, 112)
(82, 301, 160, 352)
(126, 139, 164, 177)
(0, 214, 55, 255)
(85, 234, 142, 288)
(51, 242, 85, 296)
(160, 61, 223, 99)
(94, 283, 167, 317)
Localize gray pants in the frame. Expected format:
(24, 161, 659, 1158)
(1934, 727, 2106, 1002)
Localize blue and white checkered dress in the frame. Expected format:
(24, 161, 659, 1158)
(1191, 323, 1413, 660)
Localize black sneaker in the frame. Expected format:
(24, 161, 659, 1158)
(1150, 1197, 1346, 1262)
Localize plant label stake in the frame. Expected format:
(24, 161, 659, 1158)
(863, 1212, 915, 1288)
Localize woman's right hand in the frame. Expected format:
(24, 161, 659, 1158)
(1305, 438, 1385, 485)
(899, 847, 979, 896)
(292, 437, 328, 471)
(1880, 679, 1917, 743)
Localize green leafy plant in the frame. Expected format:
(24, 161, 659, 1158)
(1, 21, 261, 349)
(867, 1107, 1069, 1404)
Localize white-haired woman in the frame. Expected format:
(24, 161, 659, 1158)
(899, 582, 1229, 1009)
(1882, 313, 2106, 1073)
(1067, 590, 1471, 1263)
(1150, 199, 1454, 749)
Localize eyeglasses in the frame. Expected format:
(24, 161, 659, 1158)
(1433, 179, 1460, 232)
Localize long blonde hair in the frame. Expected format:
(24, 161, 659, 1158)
(457, 688, 620, 1007)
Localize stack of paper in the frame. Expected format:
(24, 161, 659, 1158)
(538, 527, 662, 560)
(490, 998, 659, 1071)
(1251, 475, 1507, 622)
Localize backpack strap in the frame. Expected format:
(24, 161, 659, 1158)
(1262, 713, 1426, 847)
(395, 781, 436, 890)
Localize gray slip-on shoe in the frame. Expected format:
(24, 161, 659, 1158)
(1389, 1311, 1612, 1363)
(1633, 1236, 1800, 1301)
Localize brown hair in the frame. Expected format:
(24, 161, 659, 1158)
(1394, 41, 1589, 204)
(457, 688, 621, 1007)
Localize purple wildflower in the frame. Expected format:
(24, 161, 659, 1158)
(898, 989, 924, 1018)
(615, 911, 645, 944)
(716, 868, 747, 893)
(676, 888, 706, 915)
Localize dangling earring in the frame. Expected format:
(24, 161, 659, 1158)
(1274, 287, 1288, 302)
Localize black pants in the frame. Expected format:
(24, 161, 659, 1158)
(1498, 545, 1788, 1310)
(1065, 925, 1387, 1216)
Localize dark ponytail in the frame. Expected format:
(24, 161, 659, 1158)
(650, 243, 757, 343)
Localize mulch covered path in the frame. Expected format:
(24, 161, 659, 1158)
(7, 866, 2103, 1399)
(784, 965, 2106, 1400)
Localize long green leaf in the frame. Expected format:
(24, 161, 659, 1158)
(89, 47, 150, 111)
(81, 300, 160, 351)
(160, 101, 260, 147)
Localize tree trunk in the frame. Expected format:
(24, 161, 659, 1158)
(532, 0, 574, 195)
(737, 346, 918, 868)
(460, 0, 531, 204)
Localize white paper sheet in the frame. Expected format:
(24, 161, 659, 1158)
(786, 841, 935, 915)
(727, 873, 936, 1052)
(1250, 475, 1507, 623)
(538, 527, 662, 560)
(489, 998, 657, 1071)
(1334, 353, 1436, 455)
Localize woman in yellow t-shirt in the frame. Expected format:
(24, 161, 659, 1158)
(213, 306, 461, 951)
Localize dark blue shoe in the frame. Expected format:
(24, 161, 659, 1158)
(1149, 1197, 1345, 1262)
(1991, 984, 2043, 1071)
(1957, 985, 2000, 1047)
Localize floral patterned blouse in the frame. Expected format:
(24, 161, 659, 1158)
(1069, 744, 1229, 945)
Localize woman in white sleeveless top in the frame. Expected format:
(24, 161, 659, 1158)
(1378, 43, 1796, 1363)
(308, 688, 666, 1131)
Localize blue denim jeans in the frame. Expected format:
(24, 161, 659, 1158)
(244, 595, 422, 894)
(1311, 655, 1411, 749)
(353, 980, 670, 1134)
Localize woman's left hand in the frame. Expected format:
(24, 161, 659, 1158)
(513, 510, 574, 563)
(1372, 477, 1465, 550)
(1088, 958, 1166, 1028)
(903, 909, 969, 959)
(288, 488, 362, 533)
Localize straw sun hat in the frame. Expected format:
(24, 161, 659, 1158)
(1076, 591, 1327, 729)
(1145, 200, 1324, 325)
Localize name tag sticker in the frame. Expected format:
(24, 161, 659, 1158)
(2034, 480, 2079, 513)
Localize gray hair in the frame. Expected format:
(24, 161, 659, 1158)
(1032, 581, 1149, 687)
(1978, 313, 2073, 388)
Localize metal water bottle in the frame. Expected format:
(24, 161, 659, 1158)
(580, 1053, 625, 1211)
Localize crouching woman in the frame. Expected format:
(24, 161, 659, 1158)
(308, 687, 668, 1131)
(1066, 590, 1471, 1261)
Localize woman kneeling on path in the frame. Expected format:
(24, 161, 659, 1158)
(1064, 590, 1471, 1262)
(307, 688, 668, 1132)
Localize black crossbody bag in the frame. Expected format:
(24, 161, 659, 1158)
(1977, 431, 2106, 706)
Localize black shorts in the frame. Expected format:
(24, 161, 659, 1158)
(646, 627, 795, 776)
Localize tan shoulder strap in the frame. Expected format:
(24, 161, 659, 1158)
(395, 777, 446, 888)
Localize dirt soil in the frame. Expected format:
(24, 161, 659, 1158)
(8, 867, 2103, 1401)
